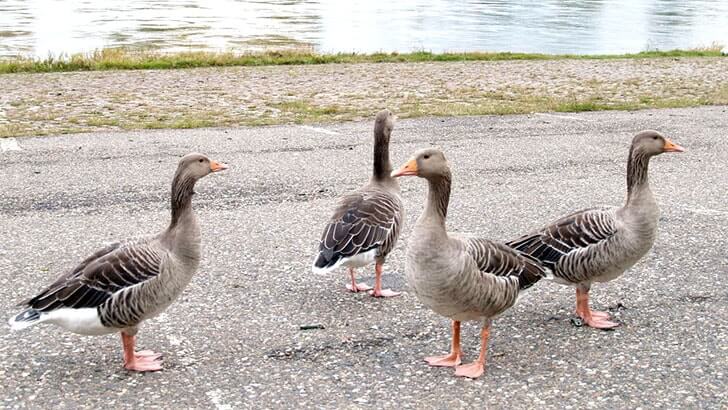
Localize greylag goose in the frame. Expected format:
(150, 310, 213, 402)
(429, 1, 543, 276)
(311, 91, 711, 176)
(312, 109, 403, 298)
(8, 153, 228, 372)
(508, 130, 684, 329)
(392, 148, 550, 378)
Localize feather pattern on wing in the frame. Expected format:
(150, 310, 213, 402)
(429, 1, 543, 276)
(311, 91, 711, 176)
(20, 236, 165, 325)
(313, 187, 403, 271)
(465, 238, 550, 290)
(507, 207, 618, 283)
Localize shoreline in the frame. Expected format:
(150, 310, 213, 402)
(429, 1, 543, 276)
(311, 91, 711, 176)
(1, 48, 725, 75)
(2, 55, 727, 138)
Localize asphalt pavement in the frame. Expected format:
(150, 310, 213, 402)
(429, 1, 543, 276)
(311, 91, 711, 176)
(0, 106, 726, 409)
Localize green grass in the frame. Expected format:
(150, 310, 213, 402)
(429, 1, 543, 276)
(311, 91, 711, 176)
(0, 124, 24, 138)
(3, 95, 720, 139)
(85, 117, 120, 127)
(271, 100, 345, 123)
(1, 48, 725, 138)
(0, 46, 724, 74)
(551, 96, 715, 113)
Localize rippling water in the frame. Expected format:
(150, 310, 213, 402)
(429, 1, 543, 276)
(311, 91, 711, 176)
(0, 0, 726, 58)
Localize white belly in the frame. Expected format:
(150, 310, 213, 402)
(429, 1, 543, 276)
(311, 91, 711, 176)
(340, 249, 378, 269)
(44, 308, 116, 336)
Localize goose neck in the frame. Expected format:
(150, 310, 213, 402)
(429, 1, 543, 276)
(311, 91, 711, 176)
(169, 170, 197, 228)
(625, 146, 654, 207)
(372, 137, 393, 181)
(420, 172, 451, 230)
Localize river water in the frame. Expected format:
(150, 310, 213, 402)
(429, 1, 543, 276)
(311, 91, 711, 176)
(1, 0, 726, 58)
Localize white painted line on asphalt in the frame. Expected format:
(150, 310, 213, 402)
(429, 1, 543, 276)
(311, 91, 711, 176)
(299, 125, 340, 135)
(0, 138, 22, 152)
(681, 207, 728, 216)
(206, 389, 232, 410)
(534, 112, 584, 121)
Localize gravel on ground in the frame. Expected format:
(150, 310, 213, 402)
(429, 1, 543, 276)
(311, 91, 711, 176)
(0, 106, 726, 408)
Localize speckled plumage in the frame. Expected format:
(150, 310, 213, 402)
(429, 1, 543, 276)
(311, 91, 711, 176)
(507, 130, 684, 328)
(508, 131, 671, 287)
(403, 151, 548, 322)
(312, 110, 404, 296)
(394, 147, 550, 378)
(9, 153, 224, 349)
(312, 185, 402, 272)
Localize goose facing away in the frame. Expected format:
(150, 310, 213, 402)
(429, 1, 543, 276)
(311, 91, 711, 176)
(391, 148, 550, 378)
(8, 153, 228, 372)
(508, 131, 684, 329)
(312, 109, 404, 298)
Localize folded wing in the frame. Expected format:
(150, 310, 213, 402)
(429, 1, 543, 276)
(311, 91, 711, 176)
(313, 189, 401, 272)
(466, 238, 550, 290)
(20, 237, 164, 312)
(507, 207, 617, 271)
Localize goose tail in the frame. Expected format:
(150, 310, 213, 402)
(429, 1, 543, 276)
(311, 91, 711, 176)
(8, 308, 43, 331)
(311, 252, 342, 274)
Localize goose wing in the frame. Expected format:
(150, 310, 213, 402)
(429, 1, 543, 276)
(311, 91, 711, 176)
(507, 207, 617, 270)
(465, 238, 549, 290)
(313, 188, 402, 271)
(20, 237, 165, 312)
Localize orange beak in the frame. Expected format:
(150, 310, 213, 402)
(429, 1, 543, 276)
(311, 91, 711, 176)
(210, 160, 229, 172)
(663, 139, 686, 153)
(391, 158, 418, 177)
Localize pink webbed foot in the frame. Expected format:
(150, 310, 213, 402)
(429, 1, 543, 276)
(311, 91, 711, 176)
(426, 321, 462, 368)
(576, 308, 619, 329)
(368, 288, 401, 298)
(370, 263, 401, 298)
(581, 314, 619, 329)
(121, 333, 163, 372)
(589, 310, 611, 319)
(452, 323, 489, 379)
(135, 350, 163, 360)
(575, 287, 619, 330)
(425, 352, 462, 367)
(124, 351, 163, 372)
(454, 361, 485, 379)
(346, 282, 373, 293)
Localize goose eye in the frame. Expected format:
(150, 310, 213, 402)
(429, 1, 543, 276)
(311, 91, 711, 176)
(423, 154, 430, 160)
(198, 159, 204, 163)
(652, 136, 658, 140)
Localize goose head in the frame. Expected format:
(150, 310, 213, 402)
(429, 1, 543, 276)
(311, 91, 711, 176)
(373, 109, 395, 143)
(391, 148, 449, 180)
(177, 152, 228, 180)
(631, 130, 685, 157)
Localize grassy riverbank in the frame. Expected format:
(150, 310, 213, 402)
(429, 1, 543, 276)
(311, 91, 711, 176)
(0, 46, 725, 74)
(1, 51, 727, 137)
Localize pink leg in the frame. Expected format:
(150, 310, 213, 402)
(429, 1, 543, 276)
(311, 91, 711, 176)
(576, 287, 619, 329)
(368, 262, 401, 298)
(454, 323, 490, 379)
(425, 320, 462, 367)
(121, 333, 163, 372)
(345, 268, 372, 292)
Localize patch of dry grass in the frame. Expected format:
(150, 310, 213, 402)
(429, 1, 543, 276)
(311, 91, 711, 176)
(0, 46, 724, 74)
